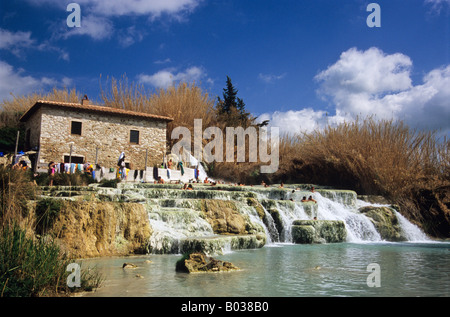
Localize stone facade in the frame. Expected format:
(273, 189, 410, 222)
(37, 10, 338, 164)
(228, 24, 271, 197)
(20, 100, 173, 170)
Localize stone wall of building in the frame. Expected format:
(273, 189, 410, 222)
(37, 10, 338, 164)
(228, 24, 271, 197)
(35, 105, 167, 169)
(24, 107, 42, 150)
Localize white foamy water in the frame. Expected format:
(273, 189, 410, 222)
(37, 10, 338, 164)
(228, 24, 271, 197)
(139, 181, 431, 255)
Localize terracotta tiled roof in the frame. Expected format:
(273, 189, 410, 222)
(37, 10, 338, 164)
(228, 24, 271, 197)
(20, 100, 174, 122)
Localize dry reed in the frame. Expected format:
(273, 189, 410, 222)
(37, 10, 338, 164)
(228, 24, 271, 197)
(100, 75, 217, 148)
(0, 88, 81, 128)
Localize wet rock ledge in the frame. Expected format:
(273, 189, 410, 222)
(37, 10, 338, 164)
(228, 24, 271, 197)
(291, 220, 347, 244)
(176, 252, 240, 273)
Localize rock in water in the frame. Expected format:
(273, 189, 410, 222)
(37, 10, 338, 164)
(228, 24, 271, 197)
(291, 220, 347, 244)
(176, 252, 240, 273)
(359, 206, 406, 241)
(122, 262, 138, 269)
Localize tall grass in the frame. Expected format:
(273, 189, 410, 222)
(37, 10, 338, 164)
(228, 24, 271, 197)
(100, 75, 217, 148)
(0, 166, 36, 229)
(0, 224, 72, 296)
(0, 88, 81, 128)
(281, 117, 448, 198)
(0, 167, 102, 296)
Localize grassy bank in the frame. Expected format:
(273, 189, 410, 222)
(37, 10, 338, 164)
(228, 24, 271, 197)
(0, 167, 102, 297)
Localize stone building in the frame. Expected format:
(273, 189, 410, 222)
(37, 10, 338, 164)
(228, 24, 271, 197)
(19, 98, 173, 172)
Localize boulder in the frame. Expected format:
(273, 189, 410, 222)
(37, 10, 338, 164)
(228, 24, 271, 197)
(175, 252, 240, 273)
(122, 262, 138, 269)
(200, 200, 247, 235)
(179, 234, 266, 256)
(291, 220, 347, 244)
(359, 206, 406, 241)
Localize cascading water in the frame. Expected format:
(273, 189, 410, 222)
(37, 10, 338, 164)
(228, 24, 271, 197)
(146, 205, 215, 254)
(394, 210, 430, 242)
(313, 193, 382, 242)
(255, 188, 428, 244)
(112, 180, 430, 255)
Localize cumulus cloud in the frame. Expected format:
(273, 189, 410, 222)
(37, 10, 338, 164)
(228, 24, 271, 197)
(315, 47, 450, 132)
(315, 47, 414, 119)
(138, 66, 209, 88)
(260, 47, 450, 136)
(258, 109, 346, 135)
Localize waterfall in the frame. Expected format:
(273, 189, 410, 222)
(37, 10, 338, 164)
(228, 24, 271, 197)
(146, 204, 216, 254)
(110, 183, 431, 255)
(257, 191, 382, 244)
(313, 193, 382, 242)
(394, 210, 430, 242)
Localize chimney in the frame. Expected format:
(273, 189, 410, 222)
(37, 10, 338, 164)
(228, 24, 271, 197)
(81, 95, 89, 105)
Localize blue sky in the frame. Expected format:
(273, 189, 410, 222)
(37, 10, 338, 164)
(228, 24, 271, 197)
(1, 0, 449, 135)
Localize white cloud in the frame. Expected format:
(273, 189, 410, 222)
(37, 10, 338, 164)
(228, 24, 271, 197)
(258, 109, 346, 135)
(0, 28, 69, 60)
(260, 47, 450, 136)
(118, 26, 146, 47)
(0, 60, 72, 101)
(425, 0, 450, 12)
(25, 0, 202, 41)
(0, 61, 41, 100)
(154, 58, 172, 65)
(24, 0, 202, 16)
(314, 47, 450, 133)
(63, 15, 114, 41)
(85, 0, 202, 19)
(258, 73, 286, 83)
(138, 66, 209, 88)
(315, 47, 412, 98)
(0, 29, 35, 56)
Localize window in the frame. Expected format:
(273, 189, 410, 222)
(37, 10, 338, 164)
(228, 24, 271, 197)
(130, 130, 140, 144)
(64, 155, 84, 164)
(71, 121, 82, 135)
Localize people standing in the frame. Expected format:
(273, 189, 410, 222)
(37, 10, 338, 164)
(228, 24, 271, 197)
(48, 161, 56, 186)
(118, 152, 127, 180)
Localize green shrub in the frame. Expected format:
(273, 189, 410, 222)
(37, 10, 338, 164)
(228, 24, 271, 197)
(35, 199, 63, 235)
(98, 178, 121, 188)
(0, 224, 102, 297)
(0, 224, 70, 296)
